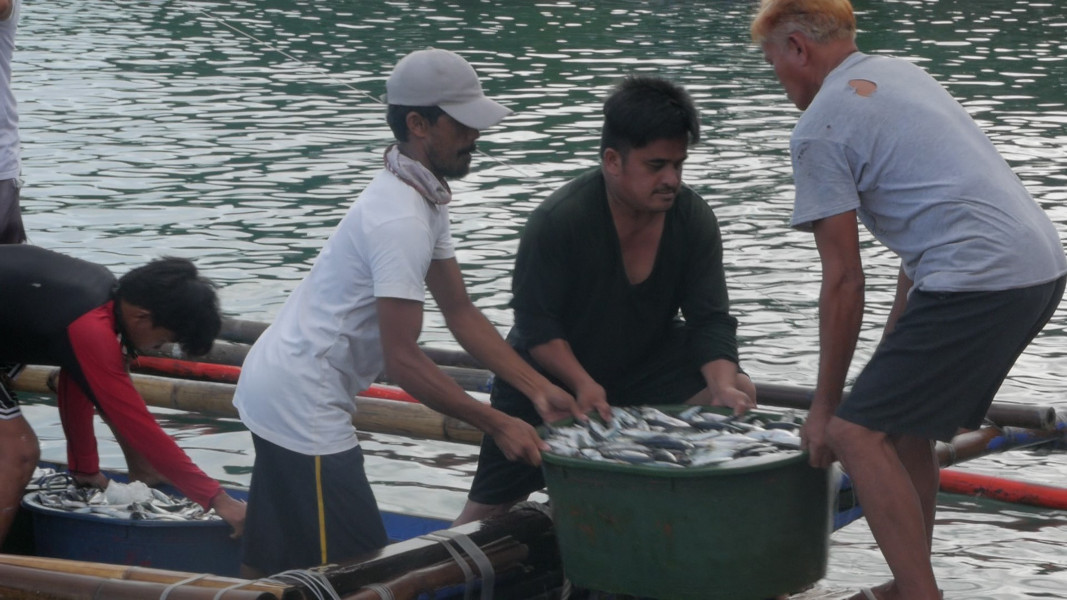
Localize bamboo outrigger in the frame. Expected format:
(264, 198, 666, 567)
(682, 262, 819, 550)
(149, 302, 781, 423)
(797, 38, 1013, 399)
(3, 318, 1065, 599)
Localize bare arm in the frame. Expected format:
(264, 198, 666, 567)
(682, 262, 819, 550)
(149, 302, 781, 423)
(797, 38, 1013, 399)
(424, 258, 586, 425)
(0, 1, 11, 21)
(529, 339, 612, 421)
(803, 211, 865, 468)
(377, 294, 548, 466)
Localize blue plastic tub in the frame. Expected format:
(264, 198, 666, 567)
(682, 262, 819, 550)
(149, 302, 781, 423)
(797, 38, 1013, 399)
(21, 493, 241, 576)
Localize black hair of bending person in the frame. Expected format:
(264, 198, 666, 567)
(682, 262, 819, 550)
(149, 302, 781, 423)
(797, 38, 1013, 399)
(600, 74, 701, 158)
(115, 257, 221, 356)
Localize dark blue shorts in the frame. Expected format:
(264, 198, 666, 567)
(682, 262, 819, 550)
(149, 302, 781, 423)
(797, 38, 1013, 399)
(241, 433, 388, 575)
(838, 276, 1065, 442)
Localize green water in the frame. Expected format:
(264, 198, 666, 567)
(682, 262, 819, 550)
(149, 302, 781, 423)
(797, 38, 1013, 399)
(12, 1, 1067, 597)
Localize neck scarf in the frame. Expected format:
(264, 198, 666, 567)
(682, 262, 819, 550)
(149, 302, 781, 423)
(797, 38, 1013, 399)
(383, 144, 451, 206)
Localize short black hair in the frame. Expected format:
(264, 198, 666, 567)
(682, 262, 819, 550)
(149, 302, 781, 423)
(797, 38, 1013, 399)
(115, 257, 221, 356)
(600, 75, 700, 157)
(386, 105, 447, 142)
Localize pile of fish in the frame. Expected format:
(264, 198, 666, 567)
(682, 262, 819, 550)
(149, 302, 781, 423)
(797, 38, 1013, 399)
(24, 468, 220, 522)
(542, 405, 805, 469)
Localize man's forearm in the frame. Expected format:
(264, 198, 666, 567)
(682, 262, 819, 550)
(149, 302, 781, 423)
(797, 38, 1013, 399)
(529, 338, 595, 394)
(386, 340, 508, 435)
(813, 276, 864, 412)
(445, 303, 551, 400)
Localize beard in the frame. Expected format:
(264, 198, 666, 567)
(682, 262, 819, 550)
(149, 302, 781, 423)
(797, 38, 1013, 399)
(430, 147, 475, 179)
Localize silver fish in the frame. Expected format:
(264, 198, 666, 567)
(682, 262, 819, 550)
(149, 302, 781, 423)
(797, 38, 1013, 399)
(543, 405, 805, 469)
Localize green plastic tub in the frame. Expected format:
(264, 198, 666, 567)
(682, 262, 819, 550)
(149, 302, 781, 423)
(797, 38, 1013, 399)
(540, 408, 833, 600)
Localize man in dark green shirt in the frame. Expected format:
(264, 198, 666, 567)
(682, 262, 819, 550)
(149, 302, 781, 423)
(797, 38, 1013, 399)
(456, 75, 754, 525)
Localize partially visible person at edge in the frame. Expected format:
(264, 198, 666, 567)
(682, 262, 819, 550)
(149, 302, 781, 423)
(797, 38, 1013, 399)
(455, 75, 756, 526)
(0, 245, 247, 547)
(233, 48, 584, 578)
(751, 1, 1067, 599)
(0, 0, 26, 244)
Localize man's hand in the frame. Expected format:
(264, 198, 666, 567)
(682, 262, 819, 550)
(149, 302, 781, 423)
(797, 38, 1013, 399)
(210, 490, 247, 540)
(800, 407, 837, 469)
(528, 382, 586, 425)
(709, 385, 756, 416)
(491, 415, 549, 467)
(574, 380, 613, 422)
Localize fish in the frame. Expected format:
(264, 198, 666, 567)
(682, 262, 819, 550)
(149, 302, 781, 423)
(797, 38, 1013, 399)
(25, 469, 222, 523)
(542, 405, 804, 469)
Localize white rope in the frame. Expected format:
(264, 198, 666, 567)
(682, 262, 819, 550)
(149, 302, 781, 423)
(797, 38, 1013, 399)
(159, 574, 208, 600)
(426, 530, 495, 600)
(263, 569, 341, 600)
(211, 581, 255, 600)
(423, 532, 476, 600)
(360, 583, 396, 600)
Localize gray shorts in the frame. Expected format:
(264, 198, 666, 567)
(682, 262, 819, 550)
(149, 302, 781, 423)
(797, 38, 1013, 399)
(838, 276, 1065, 442)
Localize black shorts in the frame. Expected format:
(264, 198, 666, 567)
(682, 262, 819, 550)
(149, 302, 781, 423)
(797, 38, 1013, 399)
(468, 328, 711, 505)
(838, 276, 1065, 442)
(241, 434, 388, 575)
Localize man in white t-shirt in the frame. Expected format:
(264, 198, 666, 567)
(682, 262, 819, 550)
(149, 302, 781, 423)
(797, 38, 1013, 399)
(752, 1, 1066, 599)
(234, 48, 584, 577)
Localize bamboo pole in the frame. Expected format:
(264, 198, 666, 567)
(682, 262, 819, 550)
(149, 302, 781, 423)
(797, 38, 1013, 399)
(11, 365, 484, 445)
(132, 357, 421, 404)
(936, 424, 1066, 467)
(215, 318, 486, 370)
(0, 562, 282, 599)
(15, 363, 1063, 448)
(218, 318, 269, 346)
(0, 555, 286, 595)
(755, 382, 1058, 431)
(152, 335, 1062, 431)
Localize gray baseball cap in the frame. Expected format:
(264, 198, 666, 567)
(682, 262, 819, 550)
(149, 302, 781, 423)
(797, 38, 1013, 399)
(385, 48, 513, 130)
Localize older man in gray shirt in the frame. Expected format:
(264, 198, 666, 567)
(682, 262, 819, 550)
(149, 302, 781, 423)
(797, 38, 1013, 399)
(753, 1, 1066, 599)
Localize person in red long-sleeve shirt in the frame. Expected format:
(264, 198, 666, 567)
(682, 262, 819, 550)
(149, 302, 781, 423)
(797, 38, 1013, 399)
(0, 245, 245, 543)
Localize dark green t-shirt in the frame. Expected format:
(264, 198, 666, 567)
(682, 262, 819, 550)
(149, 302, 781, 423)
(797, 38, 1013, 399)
(504, 168, 738, 394)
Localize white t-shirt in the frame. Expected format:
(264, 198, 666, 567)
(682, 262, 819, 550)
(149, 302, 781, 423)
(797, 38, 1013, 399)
(0, 0, 20, 181)
(235, 169, 455, 455)
(790, 52, 1066, 293)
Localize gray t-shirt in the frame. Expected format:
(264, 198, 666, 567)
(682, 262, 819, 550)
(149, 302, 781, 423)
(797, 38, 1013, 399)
(790, 52, 1066, 293)
(0, 0, 20, 181)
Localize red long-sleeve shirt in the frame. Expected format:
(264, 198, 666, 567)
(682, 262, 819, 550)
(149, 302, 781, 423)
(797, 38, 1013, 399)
(58, 303, 221, 509)
(0, 245, 221, 510)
